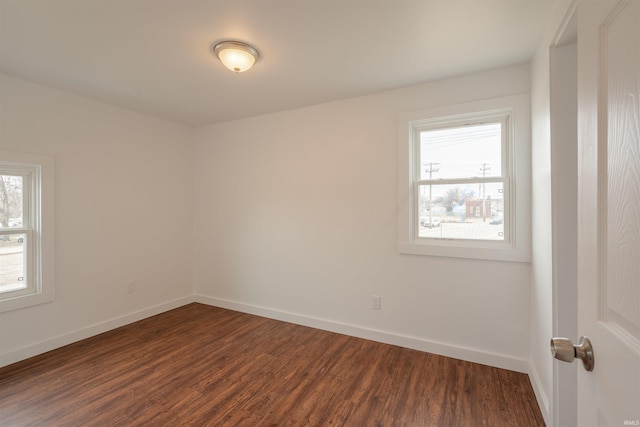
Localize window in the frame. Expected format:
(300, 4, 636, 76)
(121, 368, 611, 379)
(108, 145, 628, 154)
(0, 151, 54, 312)
(397, 95, 530, 262)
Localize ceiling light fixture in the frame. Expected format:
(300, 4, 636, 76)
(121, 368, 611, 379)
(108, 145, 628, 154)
(212, 40, 260, 73)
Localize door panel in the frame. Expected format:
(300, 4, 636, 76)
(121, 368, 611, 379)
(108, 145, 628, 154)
(578, 0, 640, 425)
(604, 0, 640, 339)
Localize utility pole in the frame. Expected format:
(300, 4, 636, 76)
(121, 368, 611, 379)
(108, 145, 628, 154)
(425, 162, 440, 227)
(479, 163, 491, 222)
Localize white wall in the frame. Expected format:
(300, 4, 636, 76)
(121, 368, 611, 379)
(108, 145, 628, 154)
(0, 74, 194, 366)
(193, 64, 533, 371)
(529, 1, 575, 425)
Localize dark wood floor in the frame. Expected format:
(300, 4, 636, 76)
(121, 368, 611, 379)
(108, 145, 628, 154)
(0, 303, 545, 426)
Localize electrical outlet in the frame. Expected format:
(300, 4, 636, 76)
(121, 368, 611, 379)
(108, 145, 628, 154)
(127, 280, 136, 294)
(372, 294, 381, 310)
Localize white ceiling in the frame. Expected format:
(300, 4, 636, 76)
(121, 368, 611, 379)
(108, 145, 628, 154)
(0, 0, 555, 127)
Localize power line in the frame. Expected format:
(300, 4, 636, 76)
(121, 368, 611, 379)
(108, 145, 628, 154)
(424, 163, 440, 227)
(479, 163, 491, 222)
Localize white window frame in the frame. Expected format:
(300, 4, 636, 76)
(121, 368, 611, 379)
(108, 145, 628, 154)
(397, 95, 531, 262)
(0, 151, 55, 312)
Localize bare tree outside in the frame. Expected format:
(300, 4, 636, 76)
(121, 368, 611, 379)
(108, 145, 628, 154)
(436, 186, 476, 212)
(0, 175, 23, 228)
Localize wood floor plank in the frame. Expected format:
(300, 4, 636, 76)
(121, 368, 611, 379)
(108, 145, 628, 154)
(0, 303, 545, 426)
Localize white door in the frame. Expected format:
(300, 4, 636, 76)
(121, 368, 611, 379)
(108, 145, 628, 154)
(577, 0, 640, 425)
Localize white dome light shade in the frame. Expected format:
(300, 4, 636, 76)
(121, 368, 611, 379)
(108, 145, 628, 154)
(212, 41, 260, 73)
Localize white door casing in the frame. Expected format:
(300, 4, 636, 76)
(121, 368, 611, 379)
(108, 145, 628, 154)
(577, 0, 640, 425)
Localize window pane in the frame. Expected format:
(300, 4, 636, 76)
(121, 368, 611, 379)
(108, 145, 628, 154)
(418, 182, 504, 240)
(0, 233, 26, 293)
(0, 175, 23, 228)
(419, 123, 502, 180)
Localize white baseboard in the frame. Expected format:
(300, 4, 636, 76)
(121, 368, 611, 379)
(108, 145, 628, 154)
(528, 359, 552, 426)
(2, 294, 530, 376)
(193, 294, 529, 373)
(0, 296, 194, 368)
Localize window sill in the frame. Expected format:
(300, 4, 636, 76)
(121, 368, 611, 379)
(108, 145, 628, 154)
(0, 290, 55, 313)
(398, 241, 530, 262)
